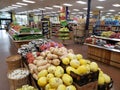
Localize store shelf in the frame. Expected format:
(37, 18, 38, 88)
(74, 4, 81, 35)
(84, 43, 120, 53)
(10, 28, 42, 35)
(95, 36, 120, 42)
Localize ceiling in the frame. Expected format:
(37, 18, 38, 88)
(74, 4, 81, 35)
(0, 0, 120, 16)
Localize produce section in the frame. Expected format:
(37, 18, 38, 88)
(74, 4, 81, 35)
(58, 27, 70, 44)
(85, 35, 120, 68)
(8, 24, 43, 48)
(13, 39, 113, 90)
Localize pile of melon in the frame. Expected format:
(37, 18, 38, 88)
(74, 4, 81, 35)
(37, 66, 76, 90)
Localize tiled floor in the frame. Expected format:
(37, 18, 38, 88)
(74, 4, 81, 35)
(0, 30, 120, 90)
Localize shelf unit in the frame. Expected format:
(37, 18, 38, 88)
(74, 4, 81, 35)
(8, 28, 43, 48)
(85, 36, 120, 68)
(10, 28, 42, 35)
(96, 25, 120, 32)
(95, 36, 120, 42)
(51, 23, 61, 36)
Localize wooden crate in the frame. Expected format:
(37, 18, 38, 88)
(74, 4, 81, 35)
(88, 54, 101, 61)
(87, 46, 102, 61)
(98, 79, 113, 90)
(110, 52, 120, 63)
(14, 41, 29, 48)
(110, 61, 120, 68)
(101, 50, 111, 64)
(70, 71, 99, 86)
(74, 81, 98, 90)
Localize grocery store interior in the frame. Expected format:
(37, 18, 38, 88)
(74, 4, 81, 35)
(0, 0, 120, 90)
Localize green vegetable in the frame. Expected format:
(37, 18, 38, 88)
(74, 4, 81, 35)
(13, 34, 43, 41)
(20, 27, 40, 33)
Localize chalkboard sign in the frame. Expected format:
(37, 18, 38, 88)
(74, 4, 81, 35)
(41, 18, 50, 35)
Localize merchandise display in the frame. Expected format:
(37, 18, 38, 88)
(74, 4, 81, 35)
(58, 27, 70, 40)
(16, 85, 37, 90)
(85, 35, 120, 68)
(1, 0, 120, 90)
(15, 39, 113, 90)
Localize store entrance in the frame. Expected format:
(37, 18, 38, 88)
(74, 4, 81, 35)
(0, 19, 12, 30)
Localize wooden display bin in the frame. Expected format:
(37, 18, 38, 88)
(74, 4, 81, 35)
(88, 46, 102, 61)
(86, 44, 120, 68)
(74, 81, 98, 90)
(14, 41, 30, 48)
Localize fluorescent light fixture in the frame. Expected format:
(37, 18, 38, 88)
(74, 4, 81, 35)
(38, 8, 46, 10)
(45, 7, 53, 9)
(109, 9, 115, 12)
(53, 5, 61, 8)
(33, 9, 40, 12)
(12, 4, 22, 7)
(28, 10, 33, 12)
(68, 10, 71, 12)
(83, 8, 87, 10)
(22, 0, 35, 3)
(16, 2, 28, 6)
(98, 0, 106, 1)
(107, 13, 112, 14)
(71, 13, 76, 14)
(73, 9, 79, 11)
(78, 12, 84, 14)
(96, 6, 104, 9)
(63, 3, 72, 6)
(76, 1, 87, 4)
(51, 12, 56, 13)
(113, 4, 120, 7)
(118, 12, 120, 14)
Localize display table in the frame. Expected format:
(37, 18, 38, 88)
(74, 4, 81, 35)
(8, 28, 43, 48)
(85, 43, 120, 68)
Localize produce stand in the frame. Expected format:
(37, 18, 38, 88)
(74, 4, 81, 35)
(6, 38, 113, 90)
(8, 27, 43, 48)
(85, 35, 120, 68)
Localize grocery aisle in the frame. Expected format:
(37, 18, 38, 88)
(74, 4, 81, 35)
(0, 30, 17, 90)
(0, 30, 120, 90)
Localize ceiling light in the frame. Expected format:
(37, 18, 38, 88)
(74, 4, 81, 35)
(16, 2, 28, 6)
(96, 6, 104, 9)
(45, 7, 53, 9)
(98, 0, 106, 1)
(33, 9, 40, 12)
(53, 5, 61, 8)
(109, 9, 115, 12)
(12, 4, 22, 7)
(113, 4, 120, 7)
(22, 0, 35, 3)
(38, 8, 46, 10)
(83, 8, 87, 10)
(118, 12, 120, 14)
(71, 13, 76, 15)
(107, 13, 112, 14)
(63, 3, 72, 6)
(51, 12, 56, 13)
(78, 12, 84, 14)
(76, 1, 87, 4)
(73, 9, 79, 11)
